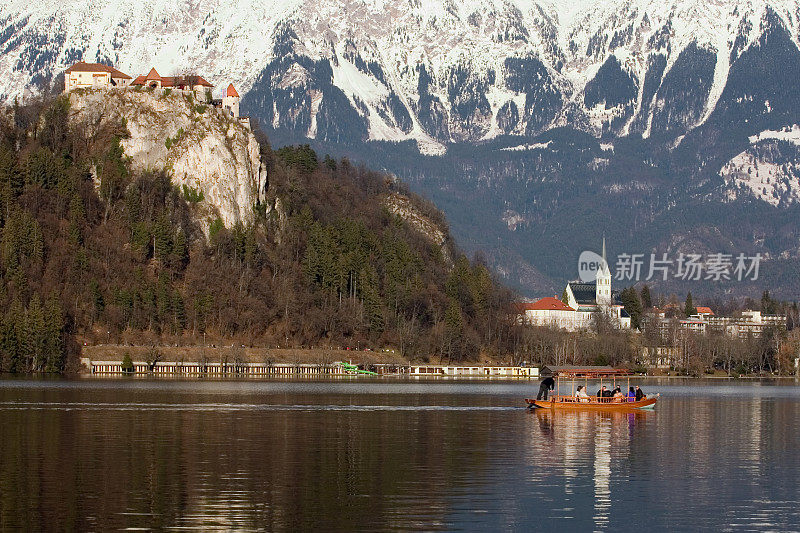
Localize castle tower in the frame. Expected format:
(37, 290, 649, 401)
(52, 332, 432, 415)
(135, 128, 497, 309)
(223, 84, 240, 119)
(145, 67, 161, 88)
(595, 237, 612, 306)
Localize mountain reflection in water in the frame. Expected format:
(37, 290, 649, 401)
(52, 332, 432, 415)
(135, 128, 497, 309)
(0, 379, 799, 531)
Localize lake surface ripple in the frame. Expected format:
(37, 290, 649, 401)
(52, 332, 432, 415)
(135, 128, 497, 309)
(1, 378, 799, 531)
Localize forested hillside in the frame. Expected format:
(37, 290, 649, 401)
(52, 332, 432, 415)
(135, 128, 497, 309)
(0, 97, 515, 373)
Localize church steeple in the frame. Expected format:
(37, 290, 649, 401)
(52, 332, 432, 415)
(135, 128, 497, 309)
(596, 236, 611, 306)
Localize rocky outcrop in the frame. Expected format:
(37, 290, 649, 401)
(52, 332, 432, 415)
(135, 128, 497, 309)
(68, 87, 267, 229)
(382, 192, 451, 264)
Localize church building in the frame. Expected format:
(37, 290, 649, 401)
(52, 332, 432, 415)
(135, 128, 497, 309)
(518, 239, 631, 331)
(563, 239, 630, 328)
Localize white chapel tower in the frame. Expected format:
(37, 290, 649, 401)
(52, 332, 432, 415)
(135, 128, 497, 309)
(595, 237, 612, 306)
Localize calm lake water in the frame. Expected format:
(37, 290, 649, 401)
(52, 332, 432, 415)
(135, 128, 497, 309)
(1, 378, 799, 531)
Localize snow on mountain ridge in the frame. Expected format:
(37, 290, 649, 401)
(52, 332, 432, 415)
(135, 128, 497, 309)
(1, 0, 799, 148)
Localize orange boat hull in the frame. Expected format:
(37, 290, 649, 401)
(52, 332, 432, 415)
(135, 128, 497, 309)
(525, 395, 658, 410)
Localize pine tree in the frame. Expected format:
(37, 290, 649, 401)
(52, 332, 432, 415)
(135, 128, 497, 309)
(130, 222, 151, 260)
(1, 299, 24, 372)
(470, 264, 492, 316)
(761, 290, 777, 314)
(125, 185, 141, 225)
(68, 194, 85, 246)
(359, 267, 384, 334)
(25, 294, 46, 372)
(43, 295, 65, 373)
(244, 226, 258, 268)
(640, 284, 652, 309)
(684, 292, 696, 317)
(561, 288, 570, 306)
(89, 279, 104, 321)
(153, 217, 172, 263)
(172, 229, 188, 270)
(444, 299, 465, 360)
(121, 352, 134, 373)
(156, 273, 172, 325)
(24, 147, 62, 189)
(620, 287, 643, 329)
(0, 146, 22, 224)
(172, 290, 186, 332)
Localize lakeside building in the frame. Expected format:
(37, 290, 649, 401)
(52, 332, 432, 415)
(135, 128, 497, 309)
(705, 310, 786, 338)
(81, 358, 539, 378)
(641, 308, 786, 341)
(517, 297, 588, 331)
(517, 239, 631, 331)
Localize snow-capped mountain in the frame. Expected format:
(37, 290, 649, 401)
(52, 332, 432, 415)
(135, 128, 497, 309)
(1, 0, 799, 154)
(5, 0, 800, 296)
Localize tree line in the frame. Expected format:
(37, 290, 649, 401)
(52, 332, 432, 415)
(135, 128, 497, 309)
(0, 96, 518, 372)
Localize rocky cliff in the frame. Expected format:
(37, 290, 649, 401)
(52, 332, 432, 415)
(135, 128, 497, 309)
(68, 87, 267, 229)
(382, 192, 452, 264)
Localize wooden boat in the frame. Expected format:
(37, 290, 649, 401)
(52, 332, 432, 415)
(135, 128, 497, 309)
(525, 395, 658, 410)
(525, 365, 659, 410)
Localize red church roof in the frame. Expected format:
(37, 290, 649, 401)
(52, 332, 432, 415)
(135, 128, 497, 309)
(517, 297, 574, 312)
(226, 84, 239, 97)
(145, 67, 161, 80)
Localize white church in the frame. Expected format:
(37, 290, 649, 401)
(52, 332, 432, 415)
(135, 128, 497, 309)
(518, 239, 631, 331)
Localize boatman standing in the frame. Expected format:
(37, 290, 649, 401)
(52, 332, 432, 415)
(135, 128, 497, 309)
(537, 376, 555, 400)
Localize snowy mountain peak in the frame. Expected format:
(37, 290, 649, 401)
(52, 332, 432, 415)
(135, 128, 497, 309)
(1, 0, 799, 151)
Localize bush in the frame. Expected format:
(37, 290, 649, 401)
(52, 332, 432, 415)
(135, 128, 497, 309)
(208, 217, 224, 239)
(182, 184, 204, 203)
(164, 128, 185, 150)
(195, 105, 207, 114)
(163, 88, 172, 97)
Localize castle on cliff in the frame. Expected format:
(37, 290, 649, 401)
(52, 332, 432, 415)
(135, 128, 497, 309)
(63, 61, 249, 129)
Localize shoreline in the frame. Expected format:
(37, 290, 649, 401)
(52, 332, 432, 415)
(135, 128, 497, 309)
(76, 345, 800, 380)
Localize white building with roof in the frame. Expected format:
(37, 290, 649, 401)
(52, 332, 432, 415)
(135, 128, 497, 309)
(64, 62, 132, 92)
(563, 239, 630, 329)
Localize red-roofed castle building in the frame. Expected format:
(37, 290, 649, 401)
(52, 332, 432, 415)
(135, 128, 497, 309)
(64, 62, 132, 92)
(63, 61, 250, 128)
(130, 67, 214, 96)
(223, 84, 240, 118)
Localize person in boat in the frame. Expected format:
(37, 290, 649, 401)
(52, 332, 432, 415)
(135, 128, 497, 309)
(596, 385, 607, 399)
(612, 387, 624, 402)
(575, 385, 591, 403)
(628, 387, 636, 402)
(635, 386, 646, 401)
(537, 376, 555, 400)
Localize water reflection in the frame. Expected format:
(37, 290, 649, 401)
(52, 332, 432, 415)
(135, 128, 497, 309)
(1, 380, 800, 531)
(530, 409, 650, 528)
